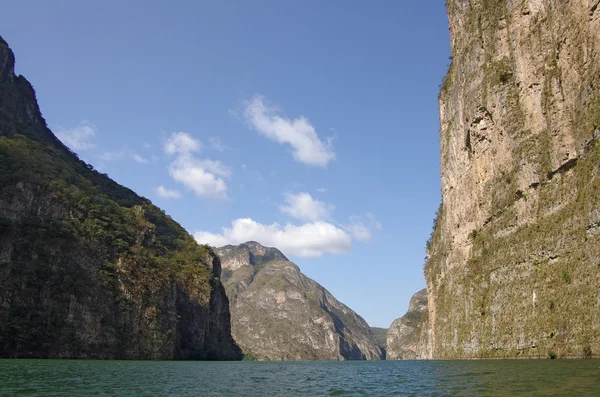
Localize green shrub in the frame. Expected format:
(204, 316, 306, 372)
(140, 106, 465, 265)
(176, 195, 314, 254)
(561, 269, 572, 284)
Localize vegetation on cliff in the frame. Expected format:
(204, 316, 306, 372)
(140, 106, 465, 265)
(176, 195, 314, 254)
(370, 327, 388, 354)
(0, 36, 241, 360)
(216, 242, 383, 361)
(423, 0, 600, 359)
(387, 289, 429, 360)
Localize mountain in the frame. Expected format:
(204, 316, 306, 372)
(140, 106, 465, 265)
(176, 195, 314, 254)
(215, 242, 383, 360)
(369, 327, 388, 358)
(395, 1, 600, 359)
(0, 35, 241, 360)
(386, 289, 429, 360)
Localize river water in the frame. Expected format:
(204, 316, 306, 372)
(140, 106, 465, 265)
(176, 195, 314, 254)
(1, 359, 599, 396)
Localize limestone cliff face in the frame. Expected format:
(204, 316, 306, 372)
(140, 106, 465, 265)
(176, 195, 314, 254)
(215, 242, 383, 361)
(387, 289, 432, 360)
(425, 0, 600, 358)
(0, 36, 241, 360)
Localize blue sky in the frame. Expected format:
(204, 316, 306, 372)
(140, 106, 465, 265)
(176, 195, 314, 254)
(1, 1, 450, 328)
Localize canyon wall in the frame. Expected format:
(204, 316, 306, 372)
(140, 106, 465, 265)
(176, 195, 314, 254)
(424, 0, 600, 359)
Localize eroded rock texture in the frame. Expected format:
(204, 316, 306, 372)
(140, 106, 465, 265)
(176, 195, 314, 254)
(387, 289, 431, 360)
(425, 0, 600, 359)
(216, 242, 383, 361)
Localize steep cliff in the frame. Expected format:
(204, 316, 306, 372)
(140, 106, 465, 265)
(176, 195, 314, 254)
(424, 0, 600, 358)
(0, 36, 241, 360)
(387, 289, 431, 360)
(216, 242, 383, 361)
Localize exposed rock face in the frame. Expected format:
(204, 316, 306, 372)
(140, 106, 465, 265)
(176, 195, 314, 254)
(424, 1, 600, 358)
(215, 242, 383, 360)
(0, 36, 241, 360)
(387, 289, 431, 360)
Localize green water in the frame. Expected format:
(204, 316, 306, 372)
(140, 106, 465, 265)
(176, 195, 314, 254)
(1, 359, 599, 396)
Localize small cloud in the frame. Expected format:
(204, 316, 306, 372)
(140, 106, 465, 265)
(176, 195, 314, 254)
(193, 218, 352, 257)
(193, 231, 231, 247)
(209, 137, 228, 152)
(168, 156, 229, 199)
(132, 153, 149, 163)
(365, 212, 383, 230)
(55, 120, 97, 151)
(156, 185, 182, 199)
(279, 192, 334, 222)
(164, 132, 230, 200)
(242, 95, 335, 167)
(142, 143, 153, 149)
(164, 132, 202, 155)
(317, 187, 328, 193)
(343, 213, 382, 242)
(196, 158, 231, 178)
(345, 221, 372, 242)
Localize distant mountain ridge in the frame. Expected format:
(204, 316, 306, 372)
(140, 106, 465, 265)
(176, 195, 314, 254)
(218, 241, 288, 271)
(215, 242, 383, 360)
(387, 289, 429, 360)
(370, 327, 388, 358)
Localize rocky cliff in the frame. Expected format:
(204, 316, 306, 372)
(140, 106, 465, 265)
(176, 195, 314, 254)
(387, 289, 431, 360)
(423, 0, 600, 359)
(215, 242, 383, 360)
(0, 36, 241, 360)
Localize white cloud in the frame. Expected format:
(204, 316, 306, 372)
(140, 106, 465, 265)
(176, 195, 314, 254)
(164, 131, 202, 155)
(132, 153, 148, 163)
(163, 132, 230, 199)
(243, 95, 335, 167)
(168, 156, 229, 199)
(194, 218, 352, 258)
(196, 158, 231, 178)
(279, 192, 333, 222)
(343, 213, 382, 242)
(209, 137, 227, 152)
(55, 120, 96, 151)
(156, 185, 181, 199)
(142, 143, 153, 149)
(193, 231, 231, 248)
(345, 222, 372, 242)
(317, 187, 328, 193)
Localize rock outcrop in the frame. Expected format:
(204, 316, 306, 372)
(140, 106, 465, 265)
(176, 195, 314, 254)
(0, 35, 241, 360)
(386, 289, 431, 360)
(215, 242, 383, 361)
(422, 1, 600, 358)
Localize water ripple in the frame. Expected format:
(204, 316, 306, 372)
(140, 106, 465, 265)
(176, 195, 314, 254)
(1, 359, 600, 396)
